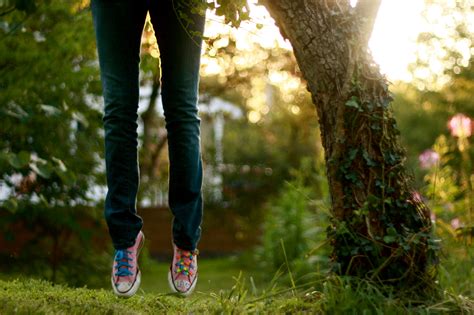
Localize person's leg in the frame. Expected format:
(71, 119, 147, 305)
(91, 0, 148, 250)
(149, 0, 206, 251)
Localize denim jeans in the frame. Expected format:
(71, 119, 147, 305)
(91, 0, 205, 251)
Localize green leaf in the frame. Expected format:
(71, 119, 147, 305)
(40, 104, 62, 116)
(345, 96, 362, 111)
(383, 235, 396, 244)
(362, 149, 376, 167)
(8, 151, 31, 169)
(52, 157, 67, 172)
(31, 161, 53, 179)
(2, 198, 18, 213)
(38, 194, 49, 207)
(387, 227, 397, 236)
(57, 170, 77, 185)
(72, 112, 89, 128)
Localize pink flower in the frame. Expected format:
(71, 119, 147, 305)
(450, 218, 461, 229)
(430, 212, 436, 221)
(418, 149, 440, 169)
(448, 114, 472, 138)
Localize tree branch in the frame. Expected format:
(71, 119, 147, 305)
(0, 7, 16, 17)
(355, 0, 381, 48)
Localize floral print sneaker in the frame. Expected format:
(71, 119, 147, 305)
(168, 243, 199, 296)
(111, 230, 145, 298)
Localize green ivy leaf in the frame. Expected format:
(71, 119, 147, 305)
(362, 149, 376, 167)
(345, 96, 363, 112)
(383, 235, 396, 243)
(387, 226, 397, 236)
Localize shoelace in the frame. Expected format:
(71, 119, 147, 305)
(174, 248, 198, 276)
(114, 249, 133, 277)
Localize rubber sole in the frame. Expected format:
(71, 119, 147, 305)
(167, 267, 198, 297)
(111, 269, 141, 298)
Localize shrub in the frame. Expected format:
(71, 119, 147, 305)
(256, 161, 331, 283)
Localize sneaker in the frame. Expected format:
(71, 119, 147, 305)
(168, 243, 199, 296)
(111, 230, 145, 298)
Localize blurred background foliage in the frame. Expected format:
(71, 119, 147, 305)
(0, 0, 472, 298)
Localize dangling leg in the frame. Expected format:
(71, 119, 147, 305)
(150, 0, 206, 296)
(150, 0, 206, 252)
(91, 0, 147, 250)
(91, 0, 148, 298)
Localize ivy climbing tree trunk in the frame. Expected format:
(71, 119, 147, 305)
(261, 0, 437, 288)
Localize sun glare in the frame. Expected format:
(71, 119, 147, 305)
(203, 0, 430, 83)
(369, 0, 426, 82)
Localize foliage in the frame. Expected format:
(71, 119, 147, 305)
(1, 0, 252, 29)
(0, 206, 111, 287)
(197, 31, 323, 220)
(422, 130, 473, 236)
(256, 159, 330, 284)
(410, 0, 474, 90)
(116, 7, 323, 214)
(324, 50, 438, 286)
(0, 0, 38, 15)
(392, 61, 474, 177)
(0, 0, 105, 281)
(391, 2, 474, 298)
(417, 113, 474, 298)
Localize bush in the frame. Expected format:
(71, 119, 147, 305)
(256, 161, 331, 283)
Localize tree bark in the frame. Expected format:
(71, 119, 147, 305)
(262, 0, 436, 287)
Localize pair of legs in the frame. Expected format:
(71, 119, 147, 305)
(91, 0, 205, 252)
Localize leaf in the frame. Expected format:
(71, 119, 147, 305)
(57, 170, 77, 185)
(383, 235, 396, 244)
(345, 96, 362, 111)
(348, 148, 358, 161)
(30, 161, 53, 179)
(387, 227, 397, 236)
(38, 193, 49, 207)
(8, 151, 31, 169)
(72, 111, 89, 128)
(40, 104, 61, 116)
(2, 103, 29, 120)
(2, 198, 18, 213)
(52, 157, 67, 172)
(215, 5, 225, 16)
(362, 149, 376, 167)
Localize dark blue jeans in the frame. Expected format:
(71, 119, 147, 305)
(91, 0, 205, 251)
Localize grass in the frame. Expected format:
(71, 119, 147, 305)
(1, 256, 473, 314)
(1, 275, 473, 314)
(139, 256, 265, 294)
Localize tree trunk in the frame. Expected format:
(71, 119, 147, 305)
(262, 0, 437, 287)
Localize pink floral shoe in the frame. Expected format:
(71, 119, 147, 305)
(168, 243, 199, 296)
(111, 231, 145, 298)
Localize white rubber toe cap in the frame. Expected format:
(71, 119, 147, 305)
(111, 270, 141, 298)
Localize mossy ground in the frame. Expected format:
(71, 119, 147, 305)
(1, 257, 472, 314)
